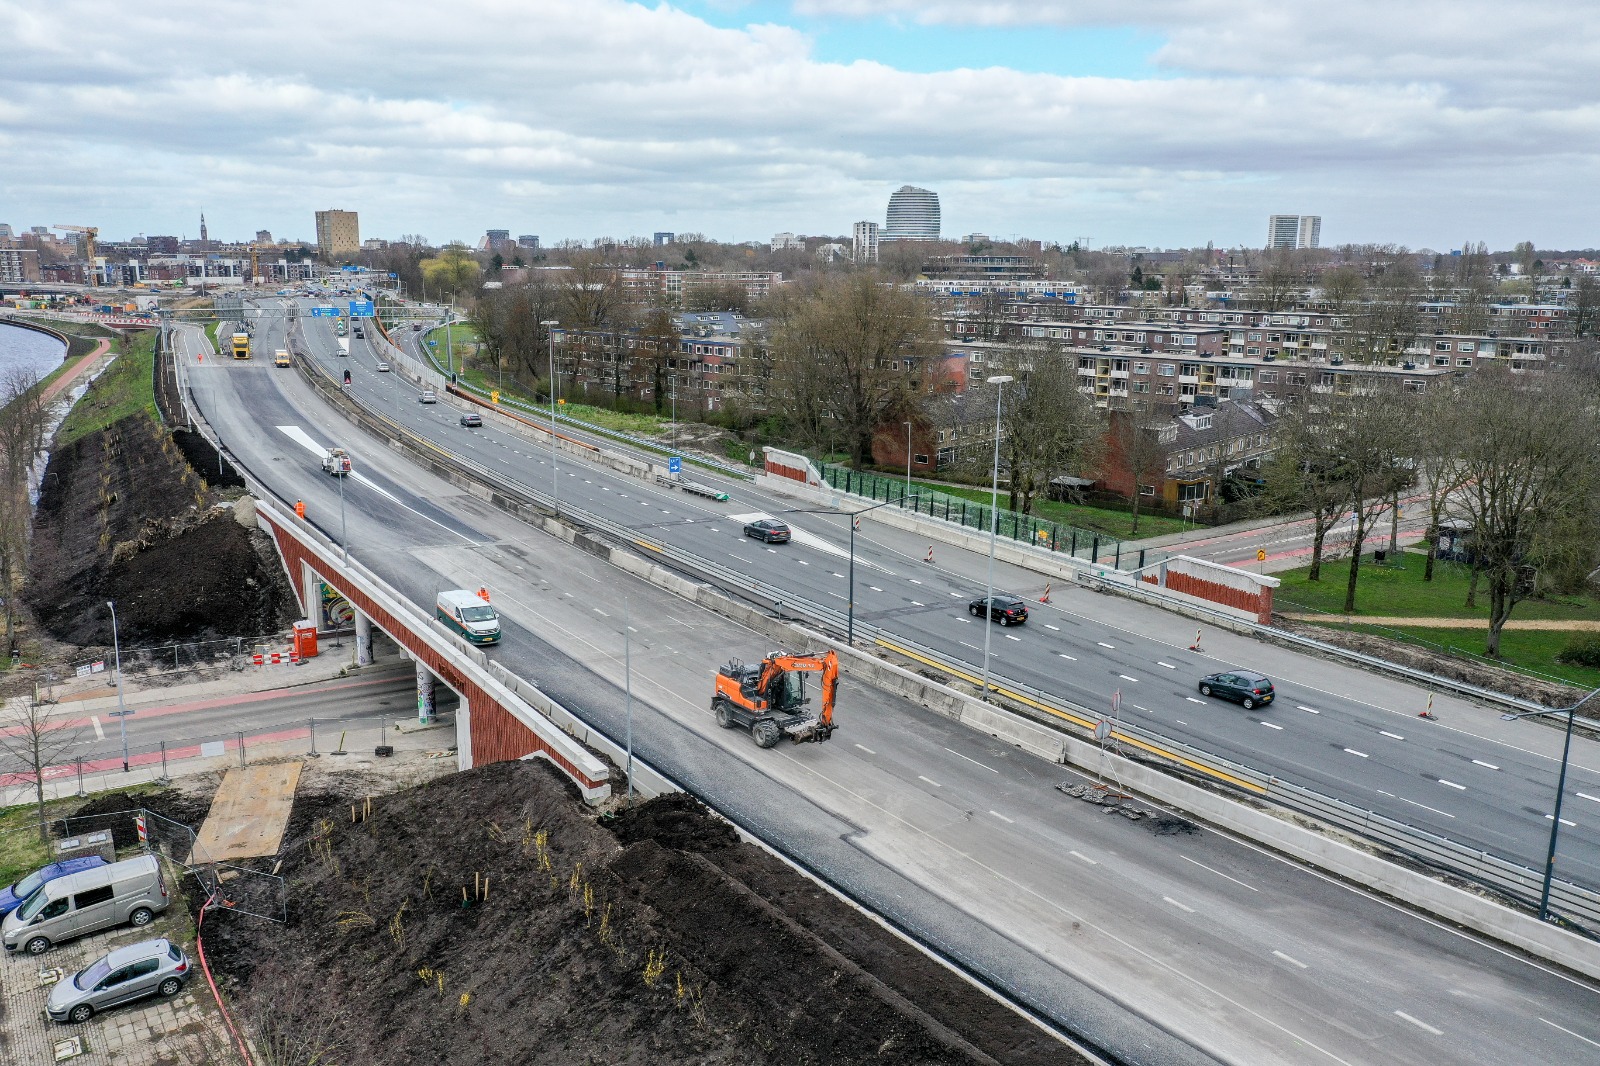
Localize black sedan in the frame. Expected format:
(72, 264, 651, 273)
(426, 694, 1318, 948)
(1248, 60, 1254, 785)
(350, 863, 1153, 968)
(1198, 671, 1275, 709)
(743, 519, 791, 544)
(969, 595, 1029, 625)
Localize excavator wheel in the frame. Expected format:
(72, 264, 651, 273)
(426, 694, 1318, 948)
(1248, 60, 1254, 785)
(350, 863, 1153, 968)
(714, 699, 735, 729)
(752, 719, 781, 748)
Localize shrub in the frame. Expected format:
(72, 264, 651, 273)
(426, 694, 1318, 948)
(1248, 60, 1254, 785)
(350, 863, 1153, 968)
(1556, 633, 1600, 669)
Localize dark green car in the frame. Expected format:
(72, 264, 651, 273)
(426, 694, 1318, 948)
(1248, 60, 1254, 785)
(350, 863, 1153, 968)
(1198, 671, 1275, 709)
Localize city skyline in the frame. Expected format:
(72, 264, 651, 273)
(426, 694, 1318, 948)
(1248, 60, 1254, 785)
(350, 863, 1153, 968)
(3, 1, 1595, 248)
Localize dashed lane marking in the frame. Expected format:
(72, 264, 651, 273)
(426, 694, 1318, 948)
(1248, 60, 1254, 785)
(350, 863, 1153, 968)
(989, 810, 1014, 824)
(1297, 705, 1320, 714)
(1119, 674, 1138, 682)
(1059, 653, 1077, 661)
(1097, 641, 1115, 649)
(917, 775, 942, 788)
(1344, 748, 1369, 758)
(854, 743, 876, 755)
(1476, 760, 1502, 771)
(1273, 950, 1308, 969)
(1545, 814, 1578, 827)
(1069, 850, 1098, 865)
(1157, 661, 1176, 669)
(1006, 634, 1022, 641)
(1439, 779, 1467, 790)
(1393, 1011, 1442, 1036)
(1262, 722, 1283, 730)
(1186, 697, 1205, 704)
(1045, 624, 1060, 631)
(1163, 897, 1195, 914)
(1380, 731, 1406, 740)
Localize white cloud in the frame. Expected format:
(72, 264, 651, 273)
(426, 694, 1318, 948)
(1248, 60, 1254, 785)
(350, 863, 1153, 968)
(0, 0, 1594, 247)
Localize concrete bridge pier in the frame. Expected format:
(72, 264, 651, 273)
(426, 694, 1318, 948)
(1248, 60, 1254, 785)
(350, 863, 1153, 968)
(416, 660, 437, 725)
(354, 612, 374, 667)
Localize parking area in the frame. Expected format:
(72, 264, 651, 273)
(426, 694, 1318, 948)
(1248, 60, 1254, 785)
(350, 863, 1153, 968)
(0, 857, 234, 1065)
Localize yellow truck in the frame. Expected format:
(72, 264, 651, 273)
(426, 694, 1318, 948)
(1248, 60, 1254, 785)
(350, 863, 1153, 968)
(231, 332, 250, 359)
(273, 349, 291, 368)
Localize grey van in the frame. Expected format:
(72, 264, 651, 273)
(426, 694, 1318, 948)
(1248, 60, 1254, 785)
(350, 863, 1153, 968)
(2, 855, 170, 955)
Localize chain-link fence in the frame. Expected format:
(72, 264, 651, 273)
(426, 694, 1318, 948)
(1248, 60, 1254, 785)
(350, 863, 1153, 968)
(43, 634, 291, 697)
(820, 463, 1151, 566)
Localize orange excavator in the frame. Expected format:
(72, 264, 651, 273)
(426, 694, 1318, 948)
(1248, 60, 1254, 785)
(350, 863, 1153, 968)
(712, 650, 838, 748)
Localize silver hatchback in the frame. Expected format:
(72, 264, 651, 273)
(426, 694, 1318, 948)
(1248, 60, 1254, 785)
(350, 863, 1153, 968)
(47, 938, 190, 1024)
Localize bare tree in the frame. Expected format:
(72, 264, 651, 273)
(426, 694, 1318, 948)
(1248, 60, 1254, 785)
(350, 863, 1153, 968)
(1447, 367, 1600, 657)
(1329, 378, 1418, 613)
(1412, 385, 1471, 582)
(768, 274, 936, 468)
(989, 340, 1098, 515)
(1264, 401, 1354, 583)
(0, 698, 87, 842)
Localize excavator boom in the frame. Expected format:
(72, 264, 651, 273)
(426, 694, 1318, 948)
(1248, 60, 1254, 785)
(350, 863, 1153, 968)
(713, 649, 839, 747)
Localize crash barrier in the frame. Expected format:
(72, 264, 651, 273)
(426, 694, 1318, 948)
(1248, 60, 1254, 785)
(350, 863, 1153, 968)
(54, 808, 286, 924)
(254, 495, 612, 803)
(277, 323, 1600, 937)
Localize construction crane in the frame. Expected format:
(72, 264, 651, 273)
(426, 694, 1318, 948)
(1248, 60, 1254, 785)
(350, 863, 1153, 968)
(54, 225, 99, 287)
(248, 241, 276, 286)
(712, 650, 838, 748)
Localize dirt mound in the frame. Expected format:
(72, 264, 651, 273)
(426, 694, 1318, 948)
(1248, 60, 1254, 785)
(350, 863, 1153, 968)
(63, 788, 215, 848)
(206, 761, 1081, 1066)
(28, 414, 295, 646)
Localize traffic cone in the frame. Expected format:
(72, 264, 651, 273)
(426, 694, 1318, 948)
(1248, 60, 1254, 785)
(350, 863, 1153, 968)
(1188, 629, 1203, 651)
(1040, 583, 1052, 604)
(924, 546, 934, 564)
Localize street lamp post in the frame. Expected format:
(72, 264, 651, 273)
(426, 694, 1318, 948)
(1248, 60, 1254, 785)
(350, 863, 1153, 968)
(789, 497, 913, 645)
(540, 320, 560, 509)
(903, 421, 913, 503)
(337, 462, 348, 564)
(1500, 687, 1600, 922)
(980, 375, 1013, 699)
(106, 601, 130, 772)
(624, 598, 634, 804)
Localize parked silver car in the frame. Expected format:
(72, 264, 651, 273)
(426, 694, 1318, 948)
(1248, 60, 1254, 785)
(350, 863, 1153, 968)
(46, 938, 190, 1023)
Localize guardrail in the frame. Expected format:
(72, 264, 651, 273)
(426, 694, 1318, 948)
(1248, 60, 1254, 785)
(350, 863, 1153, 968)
(287, 324, 1600, 932)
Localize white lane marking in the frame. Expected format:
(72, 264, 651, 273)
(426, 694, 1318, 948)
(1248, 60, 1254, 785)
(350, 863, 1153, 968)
(1130, 704, 1147, 711)
(91, 716, 105, 741)
(1298, 705, 1320, 714)
(1578, 792, 1600, 803)
(944, 747, 1000, 773)
(1186, 697, 1206, 704)
(797, 560, 809, 566)
(1181, 855, 1259, 891)
(910, 600, 924, 606)
(1344, 748, 1369, 758)
(1380, 731, 1406, 740)
(960, 641, 981, 651)
(854, 743, 876, 755)
(949, 592, 961, 597)
(1006, 634, 1022, 641)
(1540, 1018, 1600, 1049)
(1176, 719, 1187, 725)
(989, 810, 1014, 824)
(1439, 779, 1466, 790)
(1262, 722, 1283, 730)
(592, 608, 609, 617)
(917, 775, 942, 788)
(1476, 760, 1502, 771)
(1393, 1011, 1442, 1036)
(869, 586, 883, 592)
(1118, 674, 1138, 682)
(1163, 897, 1195, 913)
(1044, 624, 1060, 631)
(1097, 641, 1115, 649)
(1273, 950, 1308, 969)
(1545, 814, 1577, 827)
(909, 579, 922, 585)
(1401, 797, 1455, 818)
(1059, 653, 1077, 661)
(1069, 850, 1098, 865)
(1157, 661, 1176, 670)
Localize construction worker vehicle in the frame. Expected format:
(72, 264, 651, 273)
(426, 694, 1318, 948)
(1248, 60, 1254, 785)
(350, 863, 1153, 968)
(712, 650, 838, 748)
(321, 447, 351, 476)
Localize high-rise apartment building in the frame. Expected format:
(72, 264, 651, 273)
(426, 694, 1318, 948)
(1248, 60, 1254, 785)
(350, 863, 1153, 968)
(315, 210, 360, 260)
(518, 235, 540, 249)
(884, 186, 940, 241)
(653, 232, 676, 246)
(1267, 214, 1321, 249)
(852, 221, 880, 263)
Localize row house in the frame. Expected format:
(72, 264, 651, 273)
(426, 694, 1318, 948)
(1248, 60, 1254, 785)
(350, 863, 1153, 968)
(1098, 400, 1278, 510)
(618, 268, 783, 308)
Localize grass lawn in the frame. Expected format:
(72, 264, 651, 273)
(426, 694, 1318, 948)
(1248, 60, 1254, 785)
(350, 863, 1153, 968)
(421, 323, 479, 364)
(906, 478, 1189, 541)
(1275, 550, 1598, 622)
(1338, 623, 1600, 689)
(0, 783, 167, 890)
(56, 329, 159, 447)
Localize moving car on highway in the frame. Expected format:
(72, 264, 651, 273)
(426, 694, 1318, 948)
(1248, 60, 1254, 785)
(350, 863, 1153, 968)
(376, 361, 391, 372)
(743, 519, 790, 544)
(418, 390, 438, 404)
(1198, 671, 1275, 709)
(969, 595, 1029, 626)
(47, 938, 190, 1024)
(459, 412, 482, 427)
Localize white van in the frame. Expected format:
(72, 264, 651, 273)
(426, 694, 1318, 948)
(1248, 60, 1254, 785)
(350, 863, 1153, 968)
(2, 855, 170, 956)
(436, 590, 500, 645)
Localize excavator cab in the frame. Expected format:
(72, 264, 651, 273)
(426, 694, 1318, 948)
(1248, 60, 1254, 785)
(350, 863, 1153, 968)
(713, 651, 838, 748)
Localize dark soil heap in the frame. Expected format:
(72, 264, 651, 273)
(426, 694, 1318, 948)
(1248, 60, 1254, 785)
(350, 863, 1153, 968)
(204, 762, 1080, 1066)
(28, 412, 295, 646)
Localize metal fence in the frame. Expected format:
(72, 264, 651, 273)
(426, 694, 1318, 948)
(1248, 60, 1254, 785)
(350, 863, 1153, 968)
(45, 634, 289, 692)
(819, 463, 1145, 566)
(318, 326, 1600, 935)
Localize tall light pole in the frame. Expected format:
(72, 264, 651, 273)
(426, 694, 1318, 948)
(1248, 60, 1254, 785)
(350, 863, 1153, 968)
(540, 320, 560, 509)
(789, 497, 912, 645)
(903, 421, 913, 504)
(624, 598, 634, 804)
(106, 601, 130, 772)
(337, 461, 348, 564)
(980, 375, 1013, 699)
(1500, 687, 1600, 922)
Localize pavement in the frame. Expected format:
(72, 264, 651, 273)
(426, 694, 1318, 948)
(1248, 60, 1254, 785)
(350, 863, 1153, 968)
(161, 304, 1600, 1066)
(39, 339, 110, 406)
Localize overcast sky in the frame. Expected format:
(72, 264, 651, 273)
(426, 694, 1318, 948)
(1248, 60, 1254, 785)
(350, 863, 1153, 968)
(3, 1, 1595, 249)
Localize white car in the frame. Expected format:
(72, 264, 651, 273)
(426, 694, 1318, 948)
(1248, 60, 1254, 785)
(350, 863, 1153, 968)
(376, 361, 391, 372)
(418, 390, 438, 404)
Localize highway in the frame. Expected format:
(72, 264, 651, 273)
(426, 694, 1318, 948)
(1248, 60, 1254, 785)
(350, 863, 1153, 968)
(166, 305, 1600, 1065)
(304, 304, 1600, 893)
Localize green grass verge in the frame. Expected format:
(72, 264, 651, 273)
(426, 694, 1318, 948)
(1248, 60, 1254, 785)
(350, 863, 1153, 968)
(905, 478, 1189, 541)
(1276, 551, 1598, 622)
(206, 321, 221, 349)
(56, 330, 159, 447)
(0, 783, 166, 887)
(1332, 623, 1600, 689)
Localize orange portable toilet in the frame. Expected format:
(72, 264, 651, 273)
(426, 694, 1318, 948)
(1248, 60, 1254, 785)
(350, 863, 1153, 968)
(292, 619, 319, 659)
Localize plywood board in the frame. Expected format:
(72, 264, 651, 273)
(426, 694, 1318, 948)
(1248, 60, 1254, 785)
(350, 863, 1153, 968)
(194, 762, 303, 863)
